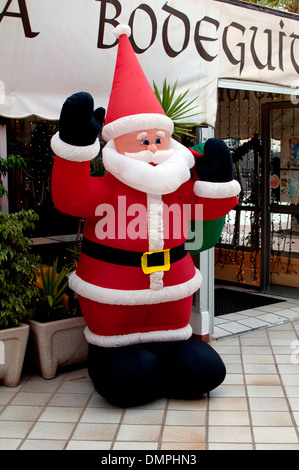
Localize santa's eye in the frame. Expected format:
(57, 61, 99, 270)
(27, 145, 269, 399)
(155, 138, 161, 144)
(142, 139, 149, 146)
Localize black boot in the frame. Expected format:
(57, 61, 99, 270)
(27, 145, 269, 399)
(88, 343, 161, 408)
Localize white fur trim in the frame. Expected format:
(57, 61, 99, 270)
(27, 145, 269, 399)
(102, 113, 174, 142)
(84, 324, 192, 348)
(113, 24, 131, 39)
(147, 194, 165, 290)
(194, 179, 241, 199)
(68, 268, 202, 306)
(150, 271, 164, 290)
(102, 138, 194, 195)
(51, 132, 100, 162)
(147, 194, 164, 252)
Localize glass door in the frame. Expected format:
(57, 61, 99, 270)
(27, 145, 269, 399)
(261, 102, 299, 295)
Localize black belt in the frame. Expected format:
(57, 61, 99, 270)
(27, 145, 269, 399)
(81, 238, 187, 274)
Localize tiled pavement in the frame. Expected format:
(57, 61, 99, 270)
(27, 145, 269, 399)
(213, 293, 299, 339)
(1, 306, 299, 450)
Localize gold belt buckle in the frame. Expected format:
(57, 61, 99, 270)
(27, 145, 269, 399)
(141, 249, 170, 275)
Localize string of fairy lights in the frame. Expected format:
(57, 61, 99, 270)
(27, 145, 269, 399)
(215, 89, 298, 286)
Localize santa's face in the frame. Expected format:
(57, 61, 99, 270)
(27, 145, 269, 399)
(102, 129, 195, 195)
(114, 129, 172, 165)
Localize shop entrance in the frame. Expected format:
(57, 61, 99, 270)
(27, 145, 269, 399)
(261, 101, 299, 297)
(214, 88, 299, 298)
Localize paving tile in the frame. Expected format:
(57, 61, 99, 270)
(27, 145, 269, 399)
(38, 406, 83, 423)
(246, 385, 285, 397)
(19, 439, 67, 450)
(10, 392, 53, 406)
(255, 443, 299, 450)
(209, 384, 246, 398)
(0, 438, 22, 450)
(288, 397, 299, 410)
(209, 410, 249, 426)
(0, 405, 43, 421)
(66, 440, 112, 450)
(241, 346, 273, 355)
(209, 443, 253, 450)
(57, 380, 95, 394)
(245, 374, 281, 386)
(220, 354, 242, 364)
(80, 407, 123, 424)
(116, 424, 161, 442)
(240, 336, 271, 346)
(162, 425, 205, 443)
(253, 426, 298, 444)
(285, 386, 299, 398)
(275, 309, 299, 320)
(243, 363, 277, 374)
(0, 390, 16, 405)
(19, 378, 62, 393)
(113, 442, 159, 450)
(238, 318, 270, 329)
(209, 397, 248, 411)
(27, 421, 75, 440)
(165, 410, 206, 426)
(242, 355, 274, 364)
(223, 373, 244, 385)
(161, 442, 205, 450)
(249, 397, 289, 411)
(293, 412, 299, 426)
(0, 421, 33, 439)
(72, 423, 118, 441)
(123, 409, 164, 425)
(215, 322, 251, 334)
(256, 313, 291, 323)
(278, 364, 299, 375)
(251, 411, 294, 426)
(168, 398, 207, 411)
(47, 393, 91, 408)
(208, 426, 252, 443)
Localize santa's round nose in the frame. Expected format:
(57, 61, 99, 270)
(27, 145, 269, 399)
(148, 143, 157, 153)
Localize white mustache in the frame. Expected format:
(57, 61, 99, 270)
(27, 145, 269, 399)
(124, 149, 174, 164)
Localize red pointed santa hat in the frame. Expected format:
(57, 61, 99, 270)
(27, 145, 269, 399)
(102, 24, 174, 142)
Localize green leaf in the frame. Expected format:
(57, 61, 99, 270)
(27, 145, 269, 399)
(153, 79, 200, 140)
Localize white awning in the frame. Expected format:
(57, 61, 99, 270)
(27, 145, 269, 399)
(0, 0, 298, 127)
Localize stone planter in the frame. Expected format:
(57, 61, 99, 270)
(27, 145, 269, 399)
(28, 316, 88, 379)
(0, 323, 30, 387)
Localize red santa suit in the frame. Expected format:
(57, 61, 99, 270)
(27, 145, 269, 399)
(51, 24, 240, 350)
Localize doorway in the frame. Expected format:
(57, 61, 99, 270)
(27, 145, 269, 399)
(211, 89, 299, 337)
(214, 88, 299, 296)
(261, 101, 299, 297)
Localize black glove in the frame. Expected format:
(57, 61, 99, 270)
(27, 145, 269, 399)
(59, 92, 105, 147)
(195, 138, 234, 183)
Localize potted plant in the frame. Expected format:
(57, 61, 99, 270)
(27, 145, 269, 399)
(28, 257, 88, 379)
(0, 207, 40, 386)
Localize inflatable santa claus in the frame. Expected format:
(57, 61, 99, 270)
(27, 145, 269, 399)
(51, 25, 240, 407)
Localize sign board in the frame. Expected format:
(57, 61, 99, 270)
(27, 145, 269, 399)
(0, 0, 298, 126)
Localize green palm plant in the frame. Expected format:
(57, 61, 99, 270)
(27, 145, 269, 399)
(38, 258, 69, 318)
(245, 0, 299, 13)
(153, 80, 200, 139)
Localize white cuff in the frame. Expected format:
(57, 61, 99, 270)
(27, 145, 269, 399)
(194, 179, 241, 199)
(51, 132, 100, 162)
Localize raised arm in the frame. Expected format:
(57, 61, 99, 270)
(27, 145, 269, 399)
(51, 92, 105, 217)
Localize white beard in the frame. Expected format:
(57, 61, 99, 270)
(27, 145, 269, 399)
(102, 138, 195, 195)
